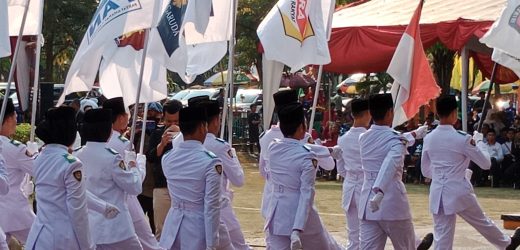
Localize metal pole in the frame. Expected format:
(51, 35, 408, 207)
(29, 0, 45, 142)
(138, 103, 148, 154)
(477, 62, 499, 132)
(226, 0, 238, 145)
(129, 29, 150, 145)
(0, 0, 32, 129)
(219, 62, 229, 139)
(461, 46, 469, 132)
(308, 65, 323, 134)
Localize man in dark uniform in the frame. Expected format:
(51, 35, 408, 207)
(248, 103, 261, 154)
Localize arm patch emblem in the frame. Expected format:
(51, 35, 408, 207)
(215, 165, 223, 175)
(312, 159, 318, 168)
(73, 170, 82, 182)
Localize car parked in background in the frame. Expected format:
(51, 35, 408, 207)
(234, 88, 262, 112)
(169, 87, 222, 106)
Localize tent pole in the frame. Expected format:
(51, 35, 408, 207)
(308, 65, 323, 134)
(129, 29, 150, 146)
(0, 0, 32, 129)
(461, 46, 469, 132)
(477, 62, 498, 132)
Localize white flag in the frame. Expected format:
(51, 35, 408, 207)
(7, 0, 43, 36)
(0, 0, 10, 57)
(58, 0, 161, 106)
(99, 30, 168, 107)
(257, 0, 334, 72)
(492, 49, 520, 78)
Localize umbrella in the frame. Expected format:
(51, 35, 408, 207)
(471, 80, 519, 95)
(204, 70, 251, 86)
(280, 72, 316, 88)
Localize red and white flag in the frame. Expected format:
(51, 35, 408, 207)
(389, 0, 440, 127)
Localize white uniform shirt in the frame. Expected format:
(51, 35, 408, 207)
(74, 142, 142, 244)
(264, 138, 324, 236)
(501, 141, 513, 156)
(483, 141, 504, 162)
(160, 140, 222, 249)
(358, 125, 411, 221)
(421, 125, 491, 215)
(0, 135, 36, 232)
(337, 127, 366, 210)
(25, 144, 93, 250)
(0, 154, 8, 195)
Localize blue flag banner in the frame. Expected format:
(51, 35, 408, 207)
(157, 0, 188, 56)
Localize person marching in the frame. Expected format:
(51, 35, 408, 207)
(74, 109, 144, 249)
(0, 154, 8, 250)
(102, 97, 163, 250)
(421, 95, 520, 250)
(0, 98, 38, 245)
(264, 102, 341, 250)
(26, 107, 93, 249)
(357, 94, 418, 249)
(337, 98, 371, 250)
(193, 99, 250, 250)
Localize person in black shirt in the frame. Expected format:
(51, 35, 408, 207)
(248, 103, 261, 154)
(146, 99, 182, 240)
(472, 91, 492, 113)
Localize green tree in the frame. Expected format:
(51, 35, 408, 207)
(428, 42, 455, 95)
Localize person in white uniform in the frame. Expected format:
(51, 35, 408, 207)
(337, 98, 371, 250)
(0, 98, 37, 245)
(421, 95, 520, 250)
(358, 94, 417, 250)
(160, 106, 225, 250)
(0, 154, 9, 250)
(264, 103, 341, 250)
(26, 107, 94, 250)
(190, 98, 250, 250)
(103, 97, 163, 250)
(74, 109, 144, 249)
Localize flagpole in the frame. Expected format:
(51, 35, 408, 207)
(225, 0, 238, 145)
(308, 65, 323, 134)
(29, 0, 45, 142)
(129, 29, 150, 146)
(138, 102, 148, 154)
(477, 62, 499, 132)
(219, 62, 228, 139)
(0, 0, 32, 129)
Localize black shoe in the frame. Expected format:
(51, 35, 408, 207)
(506, 227, 520, 250)
(417, 233, 433, 250)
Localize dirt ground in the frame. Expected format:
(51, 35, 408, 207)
(233, 152, 520, 249)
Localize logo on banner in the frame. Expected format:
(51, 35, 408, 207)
(115, 30, 145, 50)
(510, 5, 520, 33)
(157, 0, 188, 56)
(278, 0, 314, 43)
(87, 0, 143, 43)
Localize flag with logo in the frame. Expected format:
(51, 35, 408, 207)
(99, 30, 168, 106)
(0, 0, 10, 57)
(257, 0, 334, 72)
(389, 0, 440, 127)
(480, 0, 520, 78)
(58, 0, 161, 106)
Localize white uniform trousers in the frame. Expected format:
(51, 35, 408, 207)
(432, 204, 510, 250)
(96, 235, 143, 250)
(221, 202, 250, 250)
(267, 229, 342, 250)
(129, 195, 163, 250)
(360, 219, 415, 250)
(153, 188, 171, 240)
(5, 228, 30, 244)
(345, 201, 360, 250)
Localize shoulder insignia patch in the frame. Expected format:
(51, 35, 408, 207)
(63, 154, 77, 163)
(227, 149, 234, 158)
(10, 139, 21, 147)
(106, 148, 118, 155)
(119, 160, 127, 170)
(73, 170, 82, 182)
(205, 151, 217, 159)
(73, 146, 83, 152)
(118, 135, 129, 142)
(215, 165, 223, 175)
(457, 130, 467, 136)
(312, 159, 318, 168)
(302, 145, 311, 152)
(392, 131, 401, 135)
(259, 131, 265, 139)
(216, 138, 226, 143)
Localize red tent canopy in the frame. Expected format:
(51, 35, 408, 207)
(325, 0, 519, 84)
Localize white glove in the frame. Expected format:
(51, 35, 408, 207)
(26, 141, 39, 156)
(329, 146, 343, 160)
(21, 174, 34, 197)
(104, 203, 120, 219)
(290, 230, 303, 250)
(414, 125, 429, 139)
(472, 131, 484, 143)
(124, 150, 137, 168)
(136, 153, 146, 167)
(369, 192, 384, 212)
